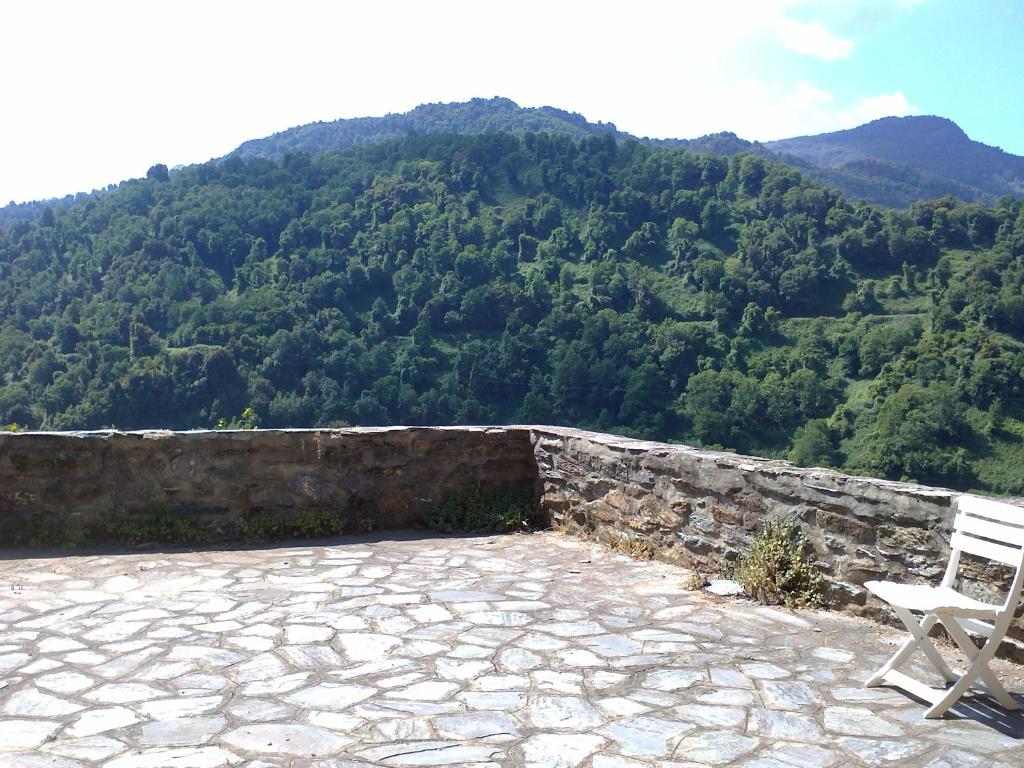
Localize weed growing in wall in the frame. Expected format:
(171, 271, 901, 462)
(422, 486, 540, 534)
(239, 508, 346, 542)
(734, 518, 824, 608)
(113, 511, 204, 546)
(20, 509, 204, 549)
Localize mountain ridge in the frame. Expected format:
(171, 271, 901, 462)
(229, 98, 1024, 208)
(2, 97, 1022, 230)
(765, 114, 1024, 203)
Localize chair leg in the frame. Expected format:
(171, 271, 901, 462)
(939, 617, 1020, 711)
(866, 611, 957, 687)
(924, 653, 991, 718)
(866, 633, 917, 688)
(908, 609, 958, 679)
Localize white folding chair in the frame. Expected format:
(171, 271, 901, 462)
(864, 494, 1024, 718)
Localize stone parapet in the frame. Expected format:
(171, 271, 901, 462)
(0, 427, 536, 545)
(2, 425, 1021, 654)
(528, 426, 1023, 652)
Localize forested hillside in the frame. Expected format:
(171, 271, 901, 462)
(2, 133, 1024, 494)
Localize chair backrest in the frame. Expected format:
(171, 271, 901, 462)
(946, 494, 1024, 616)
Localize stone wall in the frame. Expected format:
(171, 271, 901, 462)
(0, 427, 536, 546)
(2, 425, 1021, 654)
(530, 426, 1024, 652)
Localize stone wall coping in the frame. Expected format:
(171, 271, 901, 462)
(522, 425, 967, 504)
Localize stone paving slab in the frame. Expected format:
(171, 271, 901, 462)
(1, 532, 1023, 768)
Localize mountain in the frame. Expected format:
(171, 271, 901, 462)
(229, 99, 1024, 209)
(232, 97, 627, 160)
(231, 96, 753, 162)
(766, 116, 1024, 207)
(2, 131, 1024, 495)
(5, 99, 1021, 232)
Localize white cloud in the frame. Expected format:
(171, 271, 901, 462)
(687, 82, 920, 142)
(773, 17, 855, 59)
(703, 80, 841, 140)
(840, 91, 921, 125)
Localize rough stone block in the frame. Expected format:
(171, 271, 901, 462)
(815, 508, 875, 544)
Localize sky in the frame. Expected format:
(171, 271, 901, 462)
(1, 0, 1021, 205)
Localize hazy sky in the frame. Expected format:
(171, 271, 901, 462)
(2, 0, 1021, 204)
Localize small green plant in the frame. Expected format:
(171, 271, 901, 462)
(19, 508, 203, 549)
(355, 511, 382, 533)
(239, 507, 345, 542)
(598, 530, 656, 560)
(101, 510, 203, 546)
(686, 570, 709, 591)
(236, 407, 260, 429)
(422, 485, 539, 534)
(1, 423, 27, 433)
(26, 517, 60, 547)
(143, 510, 203, 544)
(292, 508, 345, 538)
(60, 521, 88, 550)
(734, 518, 824, 608)
(239, 509, 284, 542)
(214, 407, 260, 430)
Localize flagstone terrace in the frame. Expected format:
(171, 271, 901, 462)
(2, 531, 1023, 767)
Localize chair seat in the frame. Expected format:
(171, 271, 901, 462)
(865, 580, 1000, 619)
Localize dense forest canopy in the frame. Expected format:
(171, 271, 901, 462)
(2, 132, 1024, 495)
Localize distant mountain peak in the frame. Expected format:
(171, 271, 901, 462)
(765, 114, 1023, 205)
(230, 96, 627, 164)
(777, 114, 971, 147)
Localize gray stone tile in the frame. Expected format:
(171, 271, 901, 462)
(833, 737, 930, 765)
(520, 733, 606, 768)
(221, 724, 351, 757)
(747, 708, 823, 742)
(105, 746, 242, 768)
(433, 711, 520, 740)
(139, 716, 226, 746)
(356, 740, 505, 765)
(745, 742, 838, 768)
(42, 735, 128, 761)
(759, 680, 823, 711)
(643, 667, 705, 691)
(525, 695, 602, 729)
(4, 688, 87, 716)
(600, 716, 697, 756)
(675, 702, 748, 728)
(823, 706, 904, 737)
(672, 730, 760, 764)
(286, 682, 376, 710)
(0, 718, 63, 749)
